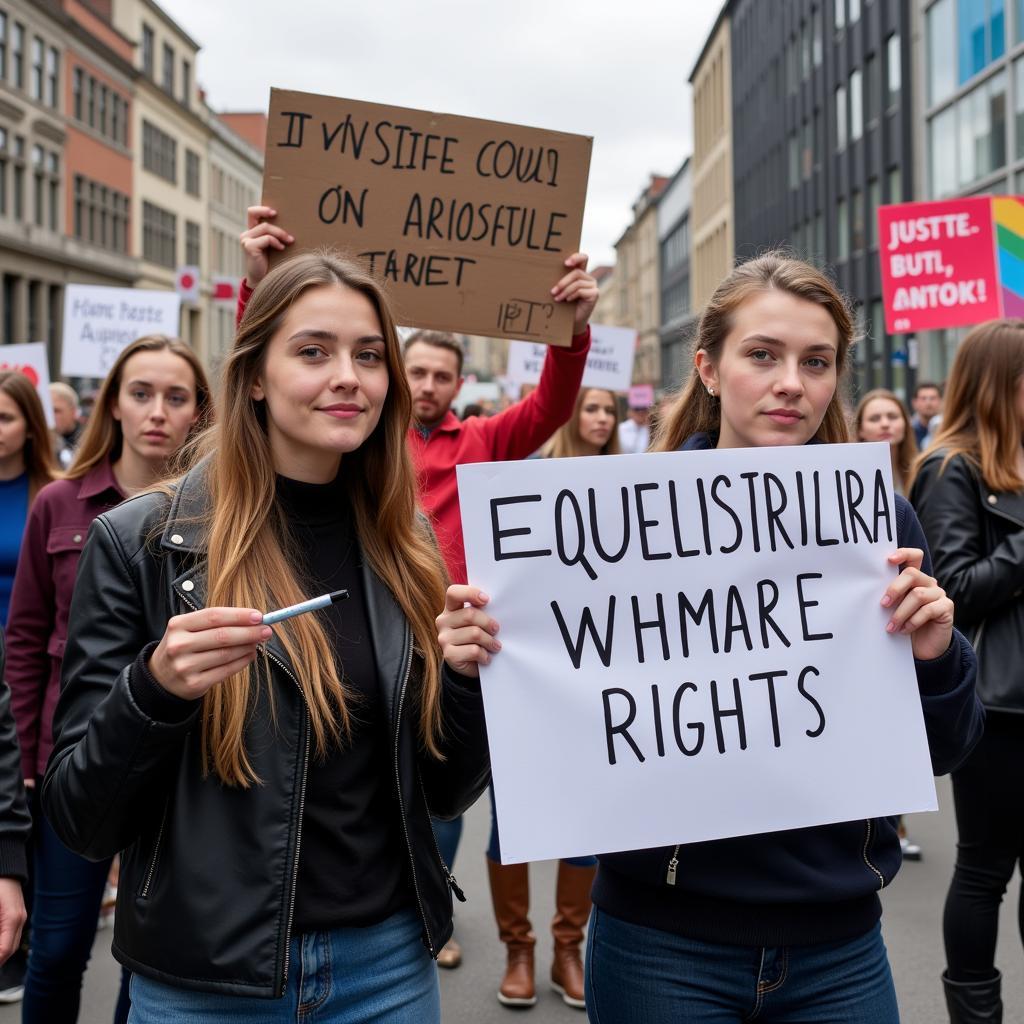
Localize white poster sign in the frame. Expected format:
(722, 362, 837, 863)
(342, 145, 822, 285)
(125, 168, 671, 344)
(457, 443, 937, 864)
(505, 323, 636, 393)
(61, 285, 181, 378)
(0, 343, 54, 427)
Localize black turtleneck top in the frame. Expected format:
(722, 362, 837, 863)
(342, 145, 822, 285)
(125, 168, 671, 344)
(275, 473, 410, 933)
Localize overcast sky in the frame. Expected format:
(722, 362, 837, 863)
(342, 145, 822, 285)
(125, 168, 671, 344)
(166, 0, 722, 267)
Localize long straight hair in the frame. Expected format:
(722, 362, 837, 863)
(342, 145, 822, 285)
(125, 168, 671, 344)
(854, 388, 918, 491)
(66, 335, 211, 481)
(0, 372, 57, 502)
(541, 387, 622, 458)
(907, 319, 1024, 493)
(193, 249, 449, 787)
(653, 252, 854, 452)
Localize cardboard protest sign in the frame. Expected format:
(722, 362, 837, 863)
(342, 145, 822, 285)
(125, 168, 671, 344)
(0, 343, 54, 427)
(878, 197, 1024, 333)
(505, 323, 636, 391)
(458, 443, 937, 863)
(61, 285, 181, 378)
(262, 89, 592, 346)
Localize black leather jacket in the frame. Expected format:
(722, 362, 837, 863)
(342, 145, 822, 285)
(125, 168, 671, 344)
(42, 466, 490, 997)
(0, 632, 31, 883)
(910, 450, 1024, 713)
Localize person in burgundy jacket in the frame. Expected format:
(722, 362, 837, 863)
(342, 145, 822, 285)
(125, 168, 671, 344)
(5, 335, 210, 1024)
(239, 205, 598, 987)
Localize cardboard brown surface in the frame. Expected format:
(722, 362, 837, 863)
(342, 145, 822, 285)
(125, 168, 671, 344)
(262, 89, 593, 346)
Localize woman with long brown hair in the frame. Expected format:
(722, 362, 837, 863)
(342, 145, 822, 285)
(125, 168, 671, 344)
(908, 319, 1024, 1023)
(6, 335, 209, 1023)
(540, 387, 621, 460)
(41, 251, 489, 1023)
(439, 252, 983, 1023)
(0, 372, 56, 627)
(854, 388, 919, 495)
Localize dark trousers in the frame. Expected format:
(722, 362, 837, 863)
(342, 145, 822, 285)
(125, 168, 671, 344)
(22, 806, 130, 1024)
(943, 712, 1024, 983)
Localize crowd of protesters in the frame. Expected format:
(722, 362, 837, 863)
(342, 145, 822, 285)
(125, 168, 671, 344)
(0, 204, 1014, 1024)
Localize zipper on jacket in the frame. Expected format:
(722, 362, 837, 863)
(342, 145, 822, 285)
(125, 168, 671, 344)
(393, 627, 437, 955)
(264, 647, 311, 995)
(861, 820, 885, 888)
(665, 844, 681, 886)
(140, 801, 169, 898)
(420, 779, 467, 903)
(971, 620, 986, 656)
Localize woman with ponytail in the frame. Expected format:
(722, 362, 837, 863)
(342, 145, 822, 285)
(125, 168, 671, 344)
(42, 251, 489, 1022)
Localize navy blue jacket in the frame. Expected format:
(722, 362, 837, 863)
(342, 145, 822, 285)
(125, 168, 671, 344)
(592, 433, 984, 947)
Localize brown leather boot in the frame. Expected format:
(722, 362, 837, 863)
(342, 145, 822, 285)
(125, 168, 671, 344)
(550, 861, 596, 1010)
(487, 858, 536, 1007)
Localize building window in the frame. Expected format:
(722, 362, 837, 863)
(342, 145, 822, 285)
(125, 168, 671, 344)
(836, 84, 848, 149)
(835, 0, 845, 30)
(111, 93, 121, 144)
(789, 131, 800, 188)
(800, 20, 811, 80)
(850, 69, 863, 140)
(813, 7, 823, 66)
(887, 33, 901, 109)
(87, 76, 95, 127)
(11, 22, 22, 90)
(959, 0, 1006, 85)
(0, 13, 6, 81)
(142, 23, 154, 76)
(928, 0, 956, 106)
(30, 35, 42, 101)
(930, 105, 958, 196)
(32, 145, 43, 226)
(185, 149, 200, 197)
(181, 59, 191, 107)
(888, 165, 902, 203)
(99, 85, 108, 136)
(852, 188, 865, 252)
(868, 177, 880, 249)
(46, 46, 57, 107)
(957, 69, 1006, 188)
(1015, 58, 1024, 158)
(837, 197, 849, 260)
(75, 174, 129, 252)
(186, 220, 201, 266)
(143, 200, 176, 268)
(849, 0, 861, 22)
(73, 67, 83, 120)
(142, 120, 177, 183)
(865, 54, 879, 123)
(162, 43, 174, 94)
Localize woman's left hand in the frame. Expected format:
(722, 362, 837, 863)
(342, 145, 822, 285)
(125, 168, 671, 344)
(552, 253, 599, 335)
(881, 548, 955, 661)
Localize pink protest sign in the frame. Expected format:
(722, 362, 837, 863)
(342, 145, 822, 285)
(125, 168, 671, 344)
(879, 198, 1001, 334)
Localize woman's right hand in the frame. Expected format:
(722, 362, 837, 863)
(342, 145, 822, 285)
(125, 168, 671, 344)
(436, 586, 501, 679)
(147, 608, 272, 700)
(239, 206, 294, 289)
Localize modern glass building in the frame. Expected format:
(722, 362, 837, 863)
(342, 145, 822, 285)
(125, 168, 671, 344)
(917, 0, 1020, 377)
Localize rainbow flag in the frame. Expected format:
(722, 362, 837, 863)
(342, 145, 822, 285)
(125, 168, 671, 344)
(993, 197, 1024, 318)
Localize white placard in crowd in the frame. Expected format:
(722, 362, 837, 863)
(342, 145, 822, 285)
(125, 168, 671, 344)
(505, 323, 637, 393)
(61, 285, 181, 379)
(457, 442, 938, 864)
(0, 342, 54, 427)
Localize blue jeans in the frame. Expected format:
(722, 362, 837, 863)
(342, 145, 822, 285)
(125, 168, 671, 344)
(488, 785, 596, 867)
(127, 908, 439, 1023)
(23, 806, 130, 1024)
(431, 815, 463, 872)
(585, 908, 899, 1023)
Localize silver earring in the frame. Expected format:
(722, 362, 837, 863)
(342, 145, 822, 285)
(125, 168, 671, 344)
(708, 387, 715, 397)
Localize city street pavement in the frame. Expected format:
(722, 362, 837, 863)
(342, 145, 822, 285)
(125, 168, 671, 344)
(5, 775, 1020, 1023)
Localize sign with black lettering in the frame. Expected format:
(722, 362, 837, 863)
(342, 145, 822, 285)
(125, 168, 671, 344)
(457, 443, 937, 863)
(262, 89, 592, 346)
